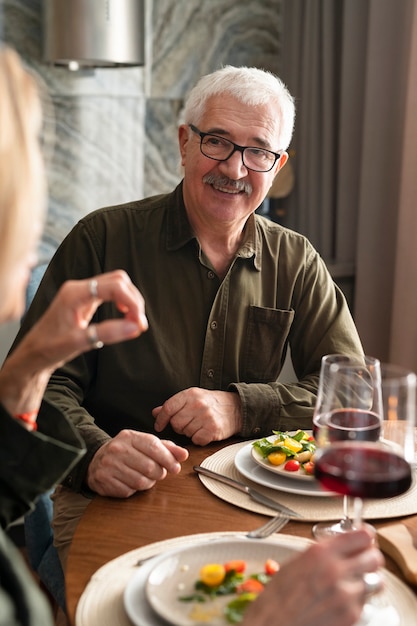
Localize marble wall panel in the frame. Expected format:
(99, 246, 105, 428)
(1, 0, 41, 61)
(150, 0, 283, 98)
(42, 95, 146, 263)
(144, 98, 184, 197)
(39, 93, 145, 262)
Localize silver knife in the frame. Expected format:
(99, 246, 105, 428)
(194, 465, 303, 519)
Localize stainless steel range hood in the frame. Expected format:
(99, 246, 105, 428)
(42, 0, 145, 70)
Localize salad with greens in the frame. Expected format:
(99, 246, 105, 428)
(252, 429, 316, 475)
(178, 557, 279, 623)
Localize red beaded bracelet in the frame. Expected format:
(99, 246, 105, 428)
(14, 410, 38, 431)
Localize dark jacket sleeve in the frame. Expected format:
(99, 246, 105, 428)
(0, 401, 85, 529)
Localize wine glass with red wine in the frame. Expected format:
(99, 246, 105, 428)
(315, 363, 415, 509)
(313, 363, 416, 625)
(312, 355, 382, 539)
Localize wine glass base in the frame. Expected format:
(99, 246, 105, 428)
(312, 519, 375, 540)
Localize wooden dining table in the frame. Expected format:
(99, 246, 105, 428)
(66, 436, 417, 626)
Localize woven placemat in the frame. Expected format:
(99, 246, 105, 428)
(199, 441, 417, 522)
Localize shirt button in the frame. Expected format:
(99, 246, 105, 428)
(207, 270, 215, 279)
(207, 369, 214, 379)
(252, 427, 261, 435)
(210, 321, 217, 330)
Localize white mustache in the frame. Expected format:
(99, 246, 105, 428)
(203, 174, 252, 196)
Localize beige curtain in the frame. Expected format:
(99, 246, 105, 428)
(390, 3, 417, 370)
(280, 0, 346, 260)
(281, 0, 417, 371)
(354, 0, 417, 370)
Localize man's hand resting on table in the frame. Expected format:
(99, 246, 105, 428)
(153, 388, 243, 445)
(86, 430, 189, 497)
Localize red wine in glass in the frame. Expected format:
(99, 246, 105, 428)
(314, 442, 412, 499)
(312, 409, 381, 447)
(326, 409, 381, 442)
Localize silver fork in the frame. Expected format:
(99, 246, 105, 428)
(245, 513, 290, 539)
(135, 514, 289, 565)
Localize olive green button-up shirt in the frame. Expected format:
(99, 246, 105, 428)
(15, 182, 363, 491)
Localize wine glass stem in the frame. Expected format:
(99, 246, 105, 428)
(341, 496, 364, 530)
(353, 496, 364, 529)
(340, 495, 354, 530)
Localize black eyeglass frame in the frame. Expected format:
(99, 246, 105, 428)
(189, 124, 281, 173)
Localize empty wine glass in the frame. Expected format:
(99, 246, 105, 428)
(312, 354, 382, 539)
(379, 364, 417, 465)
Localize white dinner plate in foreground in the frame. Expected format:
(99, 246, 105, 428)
(143, 537, 303, 626)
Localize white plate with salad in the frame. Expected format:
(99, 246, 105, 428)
(141, 537, 302, 626)
(235, 438, 334, 497)
(251, 430, 316, 482)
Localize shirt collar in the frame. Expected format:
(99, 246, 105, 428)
(166, 181, 261, 271)
(166, 182, 195, 250)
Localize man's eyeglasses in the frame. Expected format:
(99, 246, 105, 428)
(189, 124, 281, 173)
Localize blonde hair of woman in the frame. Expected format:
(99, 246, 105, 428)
(0, 46, 46, 321)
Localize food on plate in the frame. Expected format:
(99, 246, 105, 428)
(179, 557, 280, 623)
(252, 430, 316, 475)
(283, 459, 301, 472)
(199, 563, 227, 587)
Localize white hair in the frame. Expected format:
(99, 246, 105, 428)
(183, 65, 295, 150)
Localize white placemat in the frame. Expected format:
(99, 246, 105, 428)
(198, 441, 417, 522)
(75, 531, 417, 626)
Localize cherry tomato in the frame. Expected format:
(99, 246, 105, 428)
(264, 558, 280, 575)
(236, 578, 265, 594)
(303, 460, 315, 475)
(284, 459, 300, 472)
(199, 563, 226, 587)
(224, 559, 246, 574)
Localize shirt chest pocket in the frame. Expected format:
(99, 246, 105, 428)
(242, 306, 295, 383)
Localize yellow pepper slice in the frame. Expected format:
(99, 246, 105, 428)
(267, 451, 287, 466)
(283, 437, 303, 453)
(199, 563, 226, 587)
